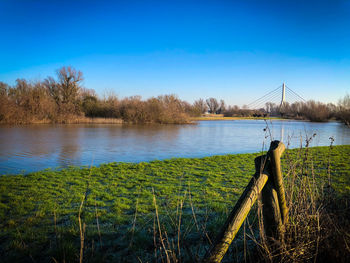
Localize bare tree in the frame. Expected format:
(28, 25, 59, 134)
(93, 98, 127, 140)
(44, 66, 84, 114)
(44, 77, 60, 106)
(290, 102, 303, 117)
(337, 94, 350, 126)
(193, 98, 208, 114)
(217, 99, 226, 114)
(57, 66, 83, 105)
(206, 98, 219, 114)
(0, 82, 8, 95)
(338, 94, 350, 109)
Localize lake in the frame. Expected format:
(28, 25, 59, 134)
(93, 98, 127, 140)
(0, 120, 349, 174)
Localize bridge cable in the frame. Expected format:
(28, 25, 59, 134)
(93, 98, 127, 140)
(285, 90, 303, 104)
(285, 89, 306, 104)
(247, 86, 281, 108)
(285, 86, 306, 102)
(284, 90, 299, 103)
(286, 87, 306, 102)
(249, 92, 282, 109)
(246, 85, 282, 108)
(248, 91, 282, 109)
(247, 91, 281, 109)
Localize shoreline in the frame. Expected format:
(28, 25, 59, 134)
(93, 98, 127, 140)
(191, 116, 285, 121)
(0, 117, 124, 125)
(1, 116, 344, 125)
(0, 116, 308, 125)
(2, 145, 349, 176)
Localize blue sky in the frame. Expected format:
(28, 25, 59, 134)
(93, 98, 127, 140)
(0, 0, 349, 106)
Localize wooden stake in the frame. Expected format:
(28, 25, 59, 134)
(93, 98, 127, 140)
(268, 141, 288, 224)
(203, 141, 288, 263)
(203, 156, 270, 263)
(261, 179, 282, 239)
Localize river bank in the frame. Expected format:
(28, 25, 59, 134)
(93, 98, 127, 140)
(0, 145, 349, 262)
(191, 115, 284, 121)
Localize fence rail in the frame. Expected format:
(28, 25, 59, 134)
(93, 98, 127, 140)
(203, 140, 287, 263)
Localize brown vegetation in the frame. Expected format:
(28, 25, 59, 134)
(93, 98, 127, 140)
(223, 105, 267, 118)
(223, 98, 350, 124)
(0, 67, 192, 124)
(252, 137, 350, 263)
(1, 67, 349, 125)
(0, 79, 56, 124)
(337, 94, 350, 126)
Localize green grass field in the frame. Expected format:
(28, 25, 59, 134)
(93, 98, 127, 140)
(0, 145, 349, 262)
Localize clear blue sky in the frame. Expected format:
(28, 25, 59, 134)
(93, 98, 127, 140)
(0, 0, 349, 106)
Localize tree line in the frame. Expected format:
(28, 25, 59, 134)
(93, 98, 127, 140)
(0, 67, 191, 124)
(0, 66, 349, 125)
(226, 99, 349, 124)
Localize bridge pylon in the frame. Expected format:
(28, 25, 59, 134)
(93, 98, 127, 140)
(279, 82, 286, 110)
(246, 83, 306, 112)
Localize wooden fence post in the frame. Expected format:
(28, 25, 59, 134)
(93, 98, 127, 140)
(260, 141, 287, 240)
(202, 140, 288, 263)
(260, 177, 282, 239)
(268, 141, 288, 225)
(203, 155, 271, 263)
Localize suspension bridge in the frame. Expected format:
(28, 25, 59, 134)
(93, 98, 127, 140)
(246, 83, 306, 112)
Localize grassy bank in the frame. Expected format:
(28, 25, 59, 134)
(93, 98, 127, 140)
(0, 145, 349, 262)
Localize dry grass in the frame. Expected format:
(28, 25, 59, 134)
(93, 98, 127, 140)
(60, 116, 123, 124)
(191, 116, 282, 121)
(249, 140, 350, 263)
(22, 116, 124, 124)
(149, 139, 350, 263)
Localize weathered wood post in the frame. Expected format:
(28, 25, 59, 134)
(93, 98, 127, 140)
(268, 140, 288, 225)
(203, 155, 271, 263)
(202, 141, 288, 263)
(260, 141, 286, 240)
(260, 178, 282, 239)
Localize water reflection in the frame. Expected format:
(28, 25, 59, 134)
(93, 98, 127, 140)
(57, 126, 82, 167)
(0, 120, 349, 174)
(280, 122, 284, 142)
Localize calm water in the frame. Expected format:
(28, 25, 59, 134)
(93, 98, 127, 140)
(0, 120, 349, 174)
